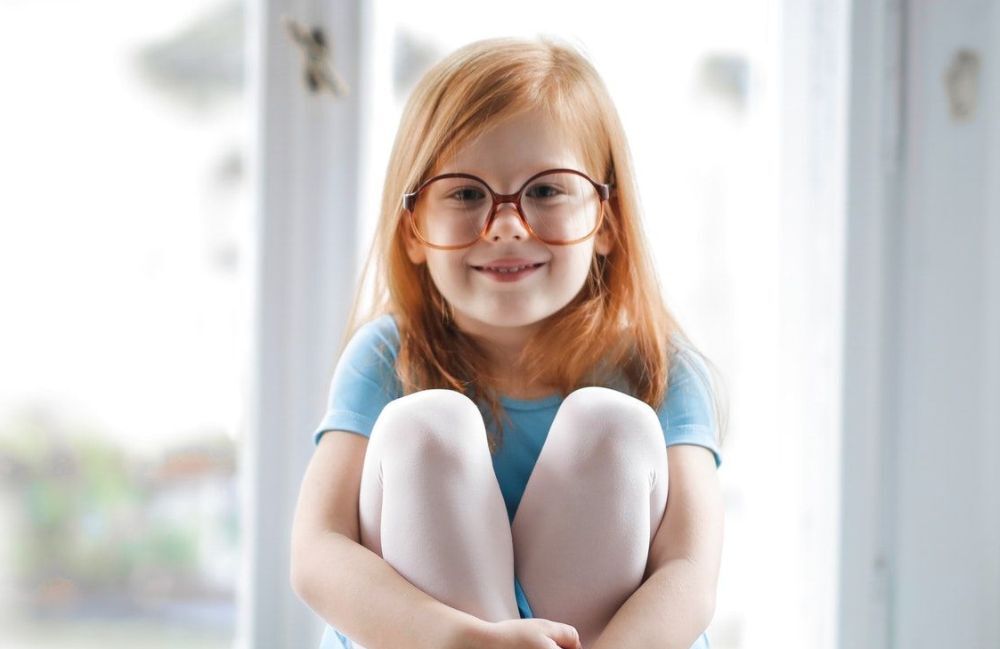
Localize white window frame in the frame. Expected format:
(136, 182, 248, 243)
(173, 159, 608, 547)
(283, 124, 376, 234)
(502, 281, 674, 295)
(241, 0, 373, 647)
(838, 0, 905, 646)
(841, 0, 1000, 647)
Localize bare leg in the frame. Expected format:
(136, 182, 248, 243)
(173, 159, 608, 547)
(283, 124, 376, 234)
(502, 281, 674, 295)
(510, 386, 669, 648)
(356, 388, 520, 643)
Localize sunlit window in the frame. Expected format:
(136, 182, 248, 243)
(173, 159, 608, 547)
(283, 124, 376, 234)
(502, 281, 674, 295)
(0, 2, 246, 647)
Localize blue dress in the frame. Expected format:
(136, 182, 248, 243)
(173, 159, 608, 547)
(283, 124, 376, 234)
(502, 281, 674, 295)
(313, 314, 722, 649)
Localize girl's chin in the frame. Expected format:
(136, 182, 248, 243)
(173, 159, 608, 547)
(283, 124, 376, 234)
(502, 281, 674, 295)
(453, 307, 554, 332)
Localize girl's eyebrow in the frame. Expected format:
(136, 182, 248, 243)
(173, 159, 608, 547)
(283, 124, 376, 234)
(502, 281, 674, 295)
(439, 164, 574, 181)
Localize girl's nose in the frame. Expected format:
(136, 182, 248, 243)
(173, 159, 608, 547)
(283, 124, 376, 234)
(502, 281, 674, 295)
(487, 202, 529, 241)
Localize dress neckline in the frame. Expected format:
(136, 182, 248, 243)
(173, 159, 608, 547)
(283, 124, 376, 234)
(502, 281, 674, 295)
(499, 392, 563, 410)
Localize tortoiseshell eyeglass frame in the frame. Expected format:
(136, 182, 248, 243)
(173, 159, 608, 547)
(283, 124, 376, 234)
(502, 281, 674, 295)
(401, 167, 615, 250)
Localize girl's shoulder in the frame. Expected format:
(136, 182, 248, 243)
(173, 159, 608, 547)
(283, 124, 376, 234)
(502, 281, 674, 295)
(666, 334, 711, 387)
(356, 311, 399, 338)
(336, 313, 402, 381)
(314, 313, 403, 445)
(664, 334, 720, 421)
(662, 333, 724, 467)
(346, 313, 401, 354)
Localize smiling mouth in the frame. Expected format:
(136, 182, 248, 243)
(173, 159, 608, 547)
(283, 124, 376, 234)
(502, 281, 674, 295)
(471, 262, 546, 273)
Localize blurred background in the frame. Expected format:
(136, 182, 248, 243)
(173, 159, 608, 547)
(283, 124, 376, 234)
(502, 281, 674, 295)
(0, 1, 996, 648)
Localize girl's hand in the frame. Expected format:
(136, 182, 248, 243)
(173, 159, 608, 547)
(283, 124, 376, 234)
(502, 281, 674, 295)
(480, 618, 583, 649)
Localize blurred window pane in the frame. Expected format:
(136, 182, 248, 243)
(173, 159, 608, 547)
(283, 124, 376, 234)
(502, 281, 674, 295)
(0, 2, 246, 647)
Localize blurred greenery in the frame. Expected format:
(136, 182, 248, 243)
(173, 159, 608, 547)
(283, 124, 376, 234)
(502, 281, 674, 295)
(0, 404, 236, 611)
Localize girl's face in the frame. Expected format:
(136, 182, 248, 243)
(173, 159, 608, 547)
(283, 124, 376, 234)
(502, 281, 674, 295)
(404, 108, 613, 347)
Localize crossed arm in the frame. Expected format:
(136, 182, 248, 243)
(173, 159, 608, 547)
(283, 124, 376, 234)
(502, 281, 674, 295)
(590, 444, 725, 649)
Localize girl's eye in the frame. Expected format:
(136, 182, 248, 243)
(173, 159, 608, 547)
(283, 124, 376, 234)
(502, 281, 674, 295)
(526, 184, 562, 199)
(447, 187, 486, 202)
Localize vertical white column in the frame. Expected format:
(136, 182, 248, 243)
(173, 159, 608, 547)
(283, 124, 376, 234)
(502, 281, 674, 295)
(840, 1, 905, 646)
(982, 7, 1000, 646)
(241, 0, 372, 647)
(892, 1, 1000, 646)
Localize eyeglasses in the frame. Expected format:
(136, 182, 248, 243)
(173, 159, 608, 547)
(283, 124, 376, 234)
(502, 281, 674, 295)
(402, 168, 613, 250)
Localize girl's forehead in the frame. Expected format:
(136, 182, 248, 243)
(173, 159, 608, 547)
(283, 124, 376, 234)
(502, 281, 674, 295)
(432, 110, 590, 186)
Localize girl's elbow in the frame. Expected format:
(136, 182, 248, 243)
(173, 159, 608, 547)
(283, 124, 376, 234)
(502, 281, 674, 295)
(698, 591, 718, 632)
(289, 561, 309, 602)
(289, 538, 317, 602)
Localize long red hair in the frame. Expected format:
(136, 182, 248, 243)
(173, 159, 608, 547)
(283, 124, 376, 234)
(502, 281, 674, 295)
(340, 36, 727, 453)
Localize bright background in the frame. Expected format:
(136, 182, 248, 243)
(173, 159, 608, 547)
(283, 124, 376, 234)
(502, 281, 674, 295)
(4, 1, 996, 648)
(1, 1, 776, 645)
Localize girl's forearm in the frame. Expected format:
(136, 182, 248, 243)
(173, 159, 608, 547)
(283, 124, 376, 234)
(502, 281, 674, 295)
(291, 531, 489, 649)
(589, 557, 715, 649)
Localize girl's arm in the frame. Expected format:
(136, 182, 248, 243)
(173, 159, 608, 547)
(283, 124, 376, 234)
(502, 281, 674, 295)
(290, 430, 490, 649)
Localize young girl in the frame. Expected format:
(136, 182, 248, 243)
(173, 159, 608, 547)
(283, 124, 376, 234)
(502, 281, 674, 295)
(291, 36, 726, 649)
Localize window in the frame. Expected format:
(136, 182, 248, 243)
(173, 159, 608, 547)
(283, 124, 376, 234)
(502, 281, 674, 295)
(0, 2, 247, 647)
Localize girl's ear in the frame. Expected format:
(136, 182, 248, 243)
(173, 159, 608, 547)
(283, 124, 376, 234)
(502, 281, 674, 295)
(594, 219, 614, 256)
(402, 216, 427, 264)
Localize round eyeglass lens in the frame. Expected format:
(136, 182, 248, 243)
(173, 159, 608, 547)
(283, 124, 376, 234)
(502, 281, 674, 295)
(413, 176, 491, 247)
(520, 172, 601, 243)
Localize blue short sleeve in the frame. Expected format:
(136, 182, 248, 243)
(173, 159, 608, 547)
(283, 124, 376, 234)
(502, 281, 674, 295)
(657, 346, 723, 469)
(312, 315, 403, 445)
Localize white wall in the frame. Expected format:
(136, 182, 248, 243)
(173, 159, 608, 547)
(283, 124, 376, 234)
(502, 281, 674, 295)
(893, 1, 1000, 646)
(841, 0, 1000, 647)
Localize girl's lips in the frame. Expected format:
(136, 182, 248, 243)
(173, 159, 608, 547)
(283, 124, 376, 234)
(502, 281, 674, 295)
(470, 258, 546, 270)
(472, 261, 546, 281)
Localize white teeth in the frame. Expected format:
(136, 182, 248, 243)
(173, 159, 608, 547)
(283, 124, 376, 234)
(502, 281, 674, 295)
(486, 264, 533, 273)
